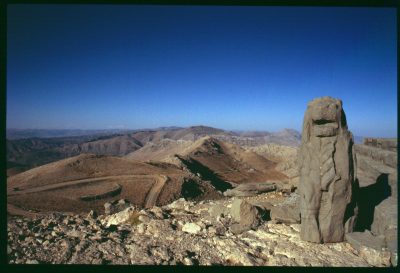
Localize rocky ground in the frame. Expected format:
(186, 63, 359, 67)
(7, 192, 394, 267)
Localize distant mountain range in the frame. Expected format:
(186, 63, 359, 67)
(6, 127, 183, 140)
(6, 125, 366, 176)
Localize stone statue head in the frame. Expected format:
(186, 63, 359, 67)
(301, 96, 348, 143)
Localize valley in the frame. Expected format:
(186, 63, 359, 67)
(7, 126, 300, 217)
(6, 125, 396, 267)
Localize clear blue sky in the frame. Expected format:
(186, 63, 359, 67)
(7, 5, 397, 137)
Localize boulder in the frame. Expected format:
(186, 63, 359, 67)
(209, 204, 230, 218)
(371, 197, 397, 238)
(298, 97, 357, 243)
(388, 172, 397, 198)
(230, 199, 261, 229)
(102, 206, 137, 227)
(182, 223, 201, 234)
(345, 230, 385, 251)
(223, 182, 276, 197)
(249, 201, 274, 211)
(270, 194, 300, 224)
(345, 231, 391, 267)
(276, 183, 295, 195)
(270, 206, 299, 224)
(87, 210, 98, 219)
(104, 199, 131, 215)
(371, 196, 397, 266)
(230, 223, 252, 235)
(356, 152, 396, 188)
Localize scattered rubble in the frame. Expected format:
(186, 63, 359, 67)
(7, 192, 391, 266)
(223, 182, 277, 197)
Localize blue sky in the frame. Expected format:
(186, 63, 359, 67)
(7, 5, 397, 137)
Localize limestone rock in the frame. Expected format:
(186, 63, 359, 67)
(182, 223, 201, 234)
(371, 196, 397, 266)
(345, 231, 385, 251)
(87, 210, 98, 219)
(371, 197, 397, 238)
(271, 205, 300, 224)
(355, 143, 397, 169)
(223, 182, 276, 197)
(230, 199, 261, 230)
(6, 195, 378, 266)
(298, 97, 357, 243)
(358, 246, 391, 267)
(363, 138, 397, 152)
(209, 204, 230, 218)
(345, 231, 391, 267)
(388, 172, 397, 198)
(102, 206, 136, 227)
(104, 199, 131, 215)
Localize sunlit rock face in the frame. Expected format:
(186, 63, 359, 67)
(298, 97, 357, 243)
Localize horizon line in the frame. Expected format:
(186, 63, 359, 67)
(6, 125, 300, 132)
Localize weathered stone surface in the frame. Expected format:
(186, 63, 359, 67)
(388, 172, 397, 198)
(371, 197, 397, 237)
(345, 231, 391, 267)
(230, 223, 251, 234)
(354, 144, 397, 169)
(182, 223, 201, 234)
(390, 252, 398, 267)
(209, 204, 230, 218)
(101, 206, 137, 227)
(223, 182, 276, 197)
(298, 97, 357, 243)
(356, 154, 394, 187)
(370, 197, 397, 266)
(357, 246, 391, 267)
(6, 194, 378, 266)
(363, 138, 397, 153)
(345, 230, 397, 267)
(275, 183, 295, 195)
(270, 193, 300, 224)
(230, 199, 261, 228)
(270, 206, 299, 224)
(104, 199, 131, 215)
(249, 200, 274, 212)
(345, 231, 385, 251)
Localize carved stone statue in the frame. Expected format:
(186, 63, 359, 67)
(298, 97, 357, 243)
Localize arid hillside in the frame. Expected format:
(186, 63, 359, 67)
(6, 126, 301, 176)
(178, 137, 287, 185)
(126, 136, 287, 186)
(7, 137, 290, 216)
(7, 154, 205, 214)
(125, 138, 194, 163)
(79, 134, 143, 156)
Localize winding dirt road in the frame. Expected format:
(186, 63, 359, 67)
(8, 175, 158, 196)
(7, 204, 46, 218)
(144, 175, 168, 208)
(8, 174, 170, 216)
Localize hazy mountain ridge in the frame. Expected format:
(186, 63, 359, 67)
(7, 136, 289, 216)
(6, 129, 131, 140)
(6, 126, 302, 175)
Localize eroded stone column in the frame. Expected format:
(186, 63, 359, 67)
(298, 97, 357, 243)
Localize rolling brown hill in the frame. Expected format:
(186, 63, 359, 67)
(79, 134, 143, 156)
(7, 154, 222, 215)
(125, 138, 194, 163)
(126, 136, 288, 186)
(178, 137, 288, 185)
(6, 126, 301, 176)
(7, 136, 289, 216)
(130, 125, 228, 144)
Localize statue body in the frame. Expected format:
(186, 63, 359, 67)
(299, 97, 357, 243)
